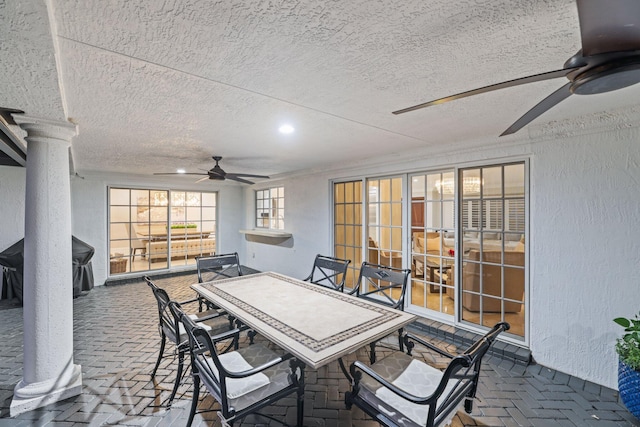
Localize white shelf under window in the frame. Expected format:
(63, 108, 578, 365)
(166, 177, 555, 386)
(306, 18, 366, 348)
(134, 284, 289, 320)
(239, 229, 292, 239)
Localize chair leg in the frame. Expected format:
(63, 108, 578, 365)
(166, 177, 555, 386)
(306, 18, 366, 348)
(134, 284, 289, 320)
(398, 328, 404, 352)
(151, 334, 166, 378)
(369, 341, 377, 364)
(296, 377, 305, 427)
(187, 372, 200, 427)
(247, 329, 257, 345)
(464, 396, 474, 413)
(167, 350, 185, 408)
(291, 359, 305, 427)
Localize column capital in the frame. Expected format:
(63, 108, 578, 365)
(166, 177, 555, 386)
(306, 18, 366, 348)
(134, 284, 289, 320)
(12, 115, 78, 147)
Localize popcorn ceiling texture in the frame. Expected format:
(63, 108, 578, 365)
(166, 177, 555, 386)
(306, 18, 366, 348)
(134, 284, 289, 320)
(5, 0, 640, 177)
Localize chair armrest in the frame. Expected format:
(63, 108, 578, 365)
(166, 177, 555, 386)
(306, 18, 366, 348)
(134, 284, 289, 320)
(224, 352, 295, 379)
(404, 333, 456, 359)
(350, 360, 436, 405)
(208, 327, 242, 343)
(192, 309, 227, 323)
(177, 296, 199, 305)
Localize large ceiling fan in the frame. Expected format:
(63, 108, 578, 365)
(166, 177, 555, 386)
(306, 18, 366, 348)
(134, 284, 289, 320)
(393, 0, 640, 136)
(155, 156, 269, 184)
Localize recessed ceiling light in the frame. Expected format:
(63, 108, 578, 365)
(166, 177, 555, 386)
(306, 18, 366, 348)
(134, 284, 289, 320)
(176, 169, 186, 174)
(279, 124, 295, 134)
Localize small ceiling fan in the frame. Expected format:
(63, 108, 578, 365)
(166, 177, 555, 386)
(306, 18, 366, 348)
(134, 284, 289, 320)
(154, 156, 269, 184)
(393, 0, 640, 136)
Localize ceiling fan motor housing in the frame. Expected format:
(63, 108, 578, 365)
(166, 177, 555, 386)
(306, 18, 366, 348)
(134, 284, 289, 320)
(571, 56, 640, 95)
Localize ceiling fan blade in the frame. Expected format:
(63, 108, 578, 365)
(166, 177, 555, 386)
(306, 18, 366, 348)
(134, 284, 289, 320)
(500, 82, 573, 136)
(226, 173, 270, 179)
(226, 176, 255, 185)
(392, 67, 579, 115)
(577, 0, 640, 57)
(195, 176, 210, 183)
(153, 172, 207, 176)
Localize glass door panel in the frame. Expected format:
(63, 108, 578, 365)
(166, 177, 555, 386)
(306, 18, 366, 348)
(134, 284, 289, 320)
(409, 171, 456, 317)
(367, 177, 403, 268)
(366, 176, 403, 301)
(333, 181, 363, 291)
(459, 163, 526, 338)
(108, 188, 170, 275)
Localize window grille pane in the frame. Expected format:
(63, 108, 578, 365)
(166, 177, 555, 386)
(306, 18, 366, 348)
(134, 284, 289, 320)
(255, 186, 284, 229)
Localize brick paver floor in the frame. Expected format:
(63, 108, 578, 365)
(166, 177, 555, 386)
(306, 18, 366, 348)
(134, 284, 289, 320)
(1, 273, 638, 426)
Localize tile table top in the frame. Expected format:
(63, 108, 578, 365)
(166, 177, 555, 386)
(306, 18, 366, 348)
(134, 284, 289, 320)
(192, 271, 416, 369)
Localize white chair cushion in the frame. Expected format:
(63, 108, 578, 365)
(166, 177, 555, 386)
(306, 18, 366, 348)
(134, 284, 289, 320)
(375, 359, 457, 426)
(187, 313, 212, 327)
(207, 351, 270, 399)
(176, 313, 212, 338)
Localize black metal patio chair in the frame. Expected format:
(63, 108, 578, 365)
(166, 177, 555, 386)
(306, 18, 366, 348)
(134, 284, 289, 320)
(303, 254, 351, 292)
(345, 322, 510, 427)
(174, 302, 306, 427)
(145, 276, 233, 408)
(350, 262, 411, 363)
(196, 252, 243, 311)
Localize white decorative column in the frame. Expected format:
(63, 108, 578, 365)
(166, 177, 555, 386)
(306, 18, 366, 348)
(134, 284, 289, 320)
(10, 115, 82, 416)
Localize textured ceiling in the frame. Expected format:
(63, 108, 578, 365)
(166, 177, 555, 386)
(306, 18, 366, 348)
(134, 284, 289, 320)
(2, 0, 640, 181)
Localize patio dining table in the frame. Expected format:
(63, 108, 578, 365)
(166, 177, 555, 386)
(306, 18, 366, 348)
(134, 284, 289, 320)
(191, 271, 416, 370)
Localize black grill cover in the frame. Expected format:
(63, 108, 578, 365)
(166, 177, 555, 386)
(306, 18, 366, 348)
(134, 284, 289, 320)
(0, 236, 95, 303)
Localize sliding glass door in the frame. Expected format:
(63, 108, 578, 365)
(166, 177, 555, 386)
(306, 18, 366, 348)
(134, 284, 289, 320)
(331, 161, 527, 341)
(108, 187, 217, 276)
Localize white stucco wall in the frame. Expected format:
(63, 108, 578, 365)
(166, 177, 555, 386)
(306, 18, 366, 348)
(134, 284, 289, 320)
(239, 126, 640, 390)
(528, 126, 640, 390)
(242, 173, 332, 278)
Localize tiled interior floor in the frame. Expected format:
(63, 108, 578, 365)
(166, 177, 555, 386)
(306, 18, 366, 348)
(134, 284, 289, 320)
(0, 272, 638, 426)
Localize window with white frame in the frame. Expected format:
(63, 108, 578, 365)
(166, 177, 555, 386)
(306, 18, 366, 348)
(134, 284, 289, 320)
(256, 186, 284, 230)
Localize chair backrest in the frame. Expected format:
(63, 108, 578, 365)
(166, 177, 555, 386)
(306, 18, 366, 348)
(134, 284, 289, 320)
(145, 275, 180, 344)
(432, 322, 510, 425)
(304, 254, 351, 291)
(175, 302, 234, 407)
(196, 252, 242, 283)
(354, 262, 411, 311)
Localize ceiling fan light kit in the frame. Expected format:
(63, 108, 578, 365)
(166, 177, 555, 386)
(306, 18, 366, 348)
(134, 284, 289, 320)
(394, 0, 640, 136)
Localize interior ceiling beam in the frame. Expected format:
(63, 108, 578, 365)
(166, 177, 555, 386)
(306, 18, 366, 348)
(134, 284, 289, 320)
(0, 108, 27, 167)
